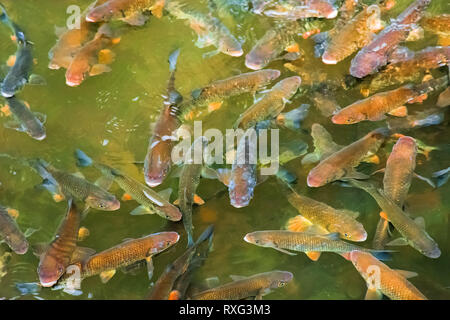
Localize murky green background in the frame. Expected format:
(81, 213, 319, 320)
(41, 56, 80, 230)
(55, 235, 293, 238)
(0, 0, 448, 300)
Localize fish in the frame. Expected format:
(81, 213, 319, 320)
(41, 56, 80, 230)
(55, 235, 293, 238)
(286, 190, 367, 242)
(348, 179, 441, 259)
(349, 250, 427, 300)
(432, 167, 450, 188)
(367, 46, 450, 93)
(302, 123, 343, 165)
(181, 69, 281, 119)
(65, 24, 115, 87)
(2, 97, 46, 141)
(166, 1, 242, 57)
(244, 230, 392, 260)
(33, 200, 95, 287)
(234, 76, 302, 130)
(263, 0, 338, 20)
(0, 205, 29, 254)
(0, 4, 44, 97)
(48, 0, 106, 70)
(306, 127, 390, 187)
(388, 109, 445, 130)
(58, 231, 180, 287)
(177, 137, 208, 246)
(421, 13, 450, 37)
(350, 0, 432, 78)
(191, 270, 293, 300)
(147, 225, 214, 300)
(251, 0, 275, 13)
(86, 0, 165, 25)
(311, 90, 341, 117)
(320, 4, 383, 65)
(144, 49, 183, 187)
(75, 149, 182, 221)
(332, 76, 449, 124)
(29, 158, 120, 211)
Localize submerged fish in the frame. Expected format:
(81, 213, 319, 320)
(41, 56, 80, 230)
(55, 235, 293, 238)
(58, 232, 180, 287)
(286, 190, 367, 243)
(166, 1, 242, 57)
(432, 167, 450, 188)
(192, 270, 293, 300)
(349, 250, 427, 300)
(0, 205, 29, 254)
(144, 49, 183, 187)
(29, 158, 120, 211)
(387, 108, 445, 130)
(34, 200, 94, 287)
(350, 0, 432, 78)
(307, 127, 389, 187)
(148, 225, 214, 300)
(86, 0, 165, 25)
(421, 13, 450, 37)
(349, 179, 441, 259)
(332, 76, 449, 124)
(320, 4, 383, 65)
(76, 149, 182, 221)
(302, 123, 342, 165)
(2, 97, 46, 141)
(244, 230, 391, 260)
(263, 0, 338, 20)
(234, 76, 301, 129)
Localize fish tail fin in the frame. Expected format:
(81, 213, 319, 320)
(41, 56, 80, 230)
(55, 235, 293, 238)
(432, 167, 450, 188)
(275, 166, 297, 186)
(27, 158, 50, 177)
(194, 225, 214, 247)
(75, 149, 93, 167)
(168, 48, 180, 72)
(371, 250, 394, 261)
(187, 234, 195, 248)
(276, 104, 310, 130)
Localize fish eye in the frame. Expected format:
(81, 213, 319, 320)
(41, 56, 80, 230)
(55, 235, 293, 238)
(58, 266, 64, 274)
(344, 233, 349, 238)
(278, 282, 286, 287)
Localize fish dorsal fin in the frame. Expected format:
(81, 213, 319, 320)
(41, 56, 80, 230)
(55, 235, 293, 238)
(285, 215, 313, 232)
(130, 205, 153, 216)
(320, 232, 340, 240)
(24, 227, 39, 238)
(230, 275, 247, 281)
(33, 112, 47, 124)
(394, 269, 418, 279)
(99, 270, 116, 283)
(94, 175, 113, 190)
(28, 74, 46, 85)
(31, 242, 48, 257)
(414, 217, 425, 229)
(70, 246, 96, 264)
(157, 188, 172, 202)
(305, 251, 321, 261)
(336, 209, 360, 219)
(72, 171, 85, 179)
(201, 167, 219, 180)
(273, 247, 297, 256)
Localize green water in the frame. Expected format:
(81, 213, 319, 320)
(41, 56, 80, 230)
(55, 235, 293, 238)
(0, 0, 449, 300)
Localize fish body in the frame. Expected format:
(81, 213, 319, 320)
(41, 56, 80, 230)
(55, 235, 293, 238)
(302, 123, 342, 164)
(235, 76, 301, 129)
(263, 0, 338, 20)
(350, 0, 432, 78)
(192, 270, 293, 300)
(4, 97, 46, 141)
(350, 250, 427, 300)
(421, 13, 450, 37)
(0, 205, 28, 254)
(144, 49, 183, 187)
(307, 128, 389, 187)
(37, 200, 83, 287)
(321, 5, 383, 64)
(286, 191, 367, 241)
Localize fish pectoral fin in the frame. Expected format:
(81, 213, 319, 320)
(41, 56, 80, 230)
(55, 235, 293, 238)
(394, 269, 418, 279)
(146, 256, 154, 280)
(3, 119, 23, 132)
(122, 260, 145, 275)
(285, 215, 313, 232)
(273, 247, 297, 256)
(33, 112, 47, 124)
(370, 168, 385, 176)
(413, 172, 436, 188)
(31, 242, 48, 257)
(413, 216, 426, 229)
(229, 275, 247, 281)
(193, 194, 205, 205)
(121, 11, 149, 26)
(70, 246, 96, 264)
(24, 228, 39, 238)
(336, 209, 360, 219)
(388, 106, 408, 117)
(202, 49, 220, 59)
(379, 211, 389, 221)
(305, 251, 322, 261)
(121, 193, 133, 201)
(362, 154, 380, 165)
(157, 188, 172, 201)
(150, 0, 165, 18)
(28, 74, 46, 85)
(365, 288, 383, 300)
(215, 168, 231, 186)
(89, 64, 111, 77)
(130, 205, 153, 216)
(341, 170, 370, 180)
(208, 101, 223, 112)
(72, 171, 85, 179)
(386, 237, 409, 246)
(201, 167, 219, 180)
(173, 198, 180, 206)
(99, 270, 116, 284)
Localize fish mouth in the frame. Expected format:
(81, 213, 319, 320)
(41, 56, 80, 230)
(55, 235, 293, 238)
(243, 234, 252, 243)
(306, 174, 321, 187)
(322, 55, 338, 65)
(48, 63, 61, 70)
(245, 58, 264, 70)
(326, 9, 338, 19)
(145, 176, 163, 187)
(230, 199, 250, 208)
(426, 247, 441, 259)
(14, 245, 29, 255)
(32, 133, 47, 141)
(228, 49, 244, 57)
(1, 90, 14, 98)
(85, 15, 97, 22)
(40, 279, 58, 287)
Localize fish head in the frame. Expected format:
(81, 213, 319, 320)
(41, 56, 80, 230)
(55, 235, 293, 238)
(150, 232, 180, 253)
(229, 173, 256, 208)
(268, 270, 294, 289)
(86, 5, 114, 23)
(1, 76, 26, 98)
(306, 163, 335, 187)
(243, 231, 275, 248)
(65, 68, 85, 87)
(348, 250, 377, 276)
(341, 225, 368, 242)
(38, 255, 66, 287)
(245, 51, 270, 70)
(144, 141, 173, 187)
(331, 108, 365, 124)
(4, 233, 28, 255)
(85, 194, 120, 211)
(219, 38, 244, 57)
(350, 52, 381, 78)
(414, 235, 441, 259)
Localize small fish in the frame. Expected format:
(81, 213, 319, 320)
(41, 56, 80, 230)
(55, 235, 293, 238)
(148, 225, 214, 300)
(234, 76, 302, 130)
(0, 4, 44, 97)
(192, 270, 293, 300)
(286, 190, 367, 242)
(349, 179, 441, 259)
(263, 0, 338, 20)
(2, 97, 46, 141)
(0, 205, 29, 254)
(166, 1, 242, 57)
(58, 231, 180, 286)
(432, 167, 450, 188)
(307, 127, 389, 187)
(350, 0, 432, 78)
(387, 108, 445, 130)
(144, 49, 183, 187)
(86, 0, 165, 25)
(320, 4, 383, 65)
(349, 250, 427, 300)
(65, 24, 115, 87)
(34, 200, 95, 287)
(76, 149, 182, 221)
(244, 230, 391, 260)
(332, 76, 448, 124)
